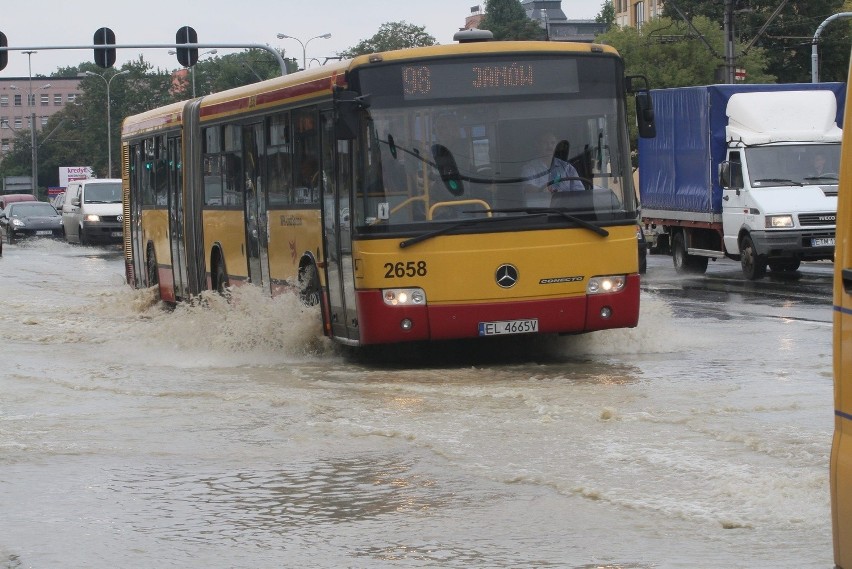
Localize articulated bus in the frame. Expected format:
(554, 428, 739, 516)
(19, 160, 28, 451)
(833, 60, 852, 567)
(121, 36, 655, 346)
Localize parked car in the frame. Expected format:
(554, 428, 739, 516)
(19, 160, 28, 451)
(0, 193, 36, 210)
(51, 192, 65, 212)
(61, 179, 123, 245)
(0, 201, 63, 244)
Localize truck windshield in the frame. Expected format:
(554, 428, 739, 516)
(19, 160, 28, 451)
(351, 55, 635, 233)
(84, 183, 122, 203)
(746, 144, 841, 187)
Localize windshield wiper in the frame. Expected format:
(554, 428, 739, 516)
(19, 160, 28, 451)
(753, 178, 803, 186)
(483, 207, 609, 237)
(399, 212, 548, 249)
(804, 175, 839, 181)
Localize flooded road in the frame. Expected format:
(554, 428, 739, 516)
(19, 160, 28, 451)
(0, 241, 835, 568)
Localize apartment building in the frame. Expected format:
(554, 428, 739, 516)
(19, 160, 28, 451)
(0, 77, 81, 155)
(614, 0, 664, 29)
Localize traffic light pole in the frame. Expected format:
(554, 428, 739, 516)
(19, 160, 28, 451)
(0, 43, 289, 76)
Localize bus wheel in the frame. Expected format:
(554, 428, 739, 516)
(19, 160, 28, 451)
(214, 260, 230, 298)
(299, 263, 321, 307)
(146, 250, 160, 300)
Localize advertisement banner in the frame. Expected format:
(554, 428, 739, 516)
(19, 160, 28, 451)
(59, 166, 93, 188)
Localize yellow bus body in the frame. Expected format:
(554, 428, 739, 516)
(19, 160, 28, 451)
(122, 40, 647, 345)
(833, 57, 852, 566)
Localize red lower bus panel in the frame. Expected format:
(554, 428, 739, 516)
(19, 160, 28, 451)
(354, 274, 639, 345)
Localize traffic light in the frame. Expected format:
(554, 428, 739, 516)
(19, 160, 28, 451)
(431, 144, 465, 197)
(175, 26, 198, 67)
(93, 27, 116, 68)
(0, 33, 7, 71)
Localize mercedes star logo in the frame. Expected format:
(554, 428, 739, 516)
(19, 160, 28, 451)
(495, 264, 519, 288)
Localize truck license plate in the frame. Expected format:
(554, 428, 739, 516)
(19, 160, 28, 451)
(812, 237, 835, 247)
(478, 319, 539, 336)
(110, 231, 122, 237)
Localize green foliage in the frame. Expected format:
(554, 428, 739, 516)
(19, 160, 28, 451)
(481, 0, 546, 40)
(193, 50, 292, 95)
(661, 0, 850, 82)
(340, 21, 437, 57)
(597, 16, 774, 149)
(597, 16, 775, 89)
(596, 0, 616, 26)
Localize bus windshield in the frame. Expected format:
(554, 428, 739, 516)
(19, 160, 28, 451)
(352, 55, 635, 232)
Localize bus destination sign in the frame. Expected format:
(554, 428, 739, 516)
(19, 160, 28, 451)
(400, 59, 579, 101)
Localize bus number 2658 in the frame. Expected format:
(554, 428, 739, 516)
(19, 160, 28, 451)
(384, 261, 428, 278)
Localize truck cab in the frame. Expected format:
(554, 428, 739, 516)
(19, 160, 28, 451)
(718, 91, 840, 278)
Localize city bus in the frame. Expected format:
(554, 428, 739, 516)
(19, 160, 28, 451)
(121, 35, 655, 346)
(833, 60, 852, 568)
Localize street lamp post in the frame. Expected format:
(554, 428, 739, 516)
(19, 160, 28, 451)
(276, 33, 331, 70)
(23, 51, 37, 196)
(83, 69, 129, 178)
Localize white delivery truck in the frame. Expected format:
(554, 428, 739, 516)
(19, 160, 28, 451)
(639, 83, 845, 279)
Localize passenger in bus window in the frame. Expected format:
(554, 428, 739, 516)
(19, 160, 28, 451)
(522, 132, 584, 207)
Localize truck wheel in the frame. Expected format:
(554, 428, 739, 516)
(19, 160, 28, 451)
(740, 235, 767, 280)
(672, 232, 708, 274)
(79, 226, 88, 246)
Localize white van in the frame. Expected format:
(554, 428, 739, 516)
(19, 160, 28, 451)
(62, 179, 123, 245)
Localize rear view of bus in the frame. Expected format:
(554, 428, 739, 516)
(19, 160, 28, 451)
(832, 57, 852, 568)
(330, 41, 654, 344)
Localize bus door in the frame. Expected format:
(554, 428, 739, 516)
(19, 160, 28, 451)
(320, 110, 356, 341)
(167, 136, 188, 300)
(242, 123, 270, 290)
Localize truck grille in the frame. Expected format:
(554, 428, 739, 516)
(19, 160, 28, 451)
(799, 213, 836, 226)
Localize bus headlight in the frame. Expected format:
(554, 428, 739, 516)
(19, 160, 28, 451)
(587, 275, 626, 295)
(382, 288, 426, 306)
(766, 215, 793, 228)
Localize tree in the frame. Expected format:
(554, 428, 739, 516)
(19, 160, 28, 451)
(480, 0, 546, 40)
(662, 0, 850, 82)
(596, 0, 616, 26)
(193, 50, 294, 95)
(340, 21, 437, 57)
(597, 16, 774, 147)
(597, 16, 774, 88)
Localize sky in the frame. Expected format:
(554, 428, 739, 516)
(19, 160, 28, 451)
(0, 0, 605, 78)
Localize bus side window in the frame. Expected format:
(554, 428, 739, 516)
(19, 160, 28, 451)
(266, 112, 293, 208)
(293, 108, 320, 205)
(142, 138, 156, 206)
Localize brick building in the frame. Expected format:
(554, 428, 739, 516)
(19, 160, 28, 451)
(0, 77, 82, 156)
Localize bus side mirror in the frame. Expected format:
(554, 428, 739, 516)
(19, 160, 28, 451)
(635, 91, 656, 139)
(626, 76, 656, 139)
(335, 90, 368, 141)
